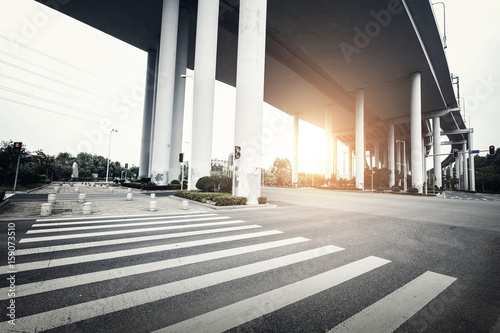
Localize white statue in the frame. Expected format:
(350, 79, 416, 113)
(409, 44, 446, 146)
(71, 162, 79, 179)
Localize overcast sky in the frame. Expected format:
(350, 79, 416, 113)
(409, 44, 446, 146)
(0, 0, 499, 174)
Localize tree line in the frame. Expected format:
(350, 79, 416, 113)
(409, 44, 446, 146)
(0, 140, 138, 188)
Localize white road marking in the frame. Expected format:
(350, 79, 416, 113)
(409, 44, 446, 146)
(0, 245, 340, 332)
(1, 230, 284, 273)
(28, 216, 227, 234)
(19, 220, 246, 243)
(154, 256, 391, 333)
(16, 225, 262, 255)
(35, 210, 208, 222)
(328, 271, 457, 333)
(33, 213, 217, 227)
(0, 237, 309, 300)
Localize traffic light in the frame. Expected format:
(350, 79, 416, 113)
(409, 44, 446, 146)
(125, 163, 128, 169)
(46, 162, 50, 167)
(489, 145, 496, 155)
(179, 153, 184, 163)
(453, 149, 458, 158)
(234, 146, 241, 159)
(13, 142, 22, 154)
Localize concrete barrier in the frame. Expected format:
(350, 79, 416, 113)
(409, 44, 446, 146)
(40, 203, 52, 217)
(82, 202, 93, 215)
(126, 192, 133, 201)
(182, 200, 189, 210)
(48, 194, 56, 204)
(149, 201, 157, 212)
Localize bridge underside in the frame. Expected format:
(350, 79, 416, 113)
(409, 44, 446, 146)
(36, 0, 471, 193)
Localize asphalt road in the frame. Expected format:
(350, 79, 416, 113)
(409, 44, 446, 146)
(0, 188, 498, 332)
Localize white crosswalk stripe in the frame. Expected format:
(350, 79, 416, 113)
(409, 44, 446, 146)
(0, 213, 457, 332)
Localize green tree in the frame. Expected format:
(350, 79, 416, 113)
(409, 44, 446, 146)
(271, 157, 292, 186)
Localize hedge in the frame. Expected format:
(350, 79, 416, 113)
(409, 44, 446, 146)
(121, 183, 181, 191)
(258, 196, 267, 204)
(391, 186, 401, 193)
(408, 187, 419, 194)
(0, 190, 5, 201)
(174, 191, 247, 206)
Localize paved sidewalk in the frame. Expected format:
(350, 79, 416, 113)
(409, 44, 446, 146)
(0, 183, 205, 220)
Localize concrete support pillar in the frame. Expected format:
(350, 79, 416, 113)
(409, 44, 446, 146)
(388, 124, 395, 187)
(292, 113, 299, 184)
(348, 146, 353, 180)
(150, 0, 180, 185)
(457, 151, 462, 190)
(410, 72, 423, 192)
(325, 106, 333, 179)
(463, 142, 469, 191)
(139, 49, 157, 179)
(432, 116, 442, 188)
(333, 135, 338, 178)
(189, 0, 219, 190)
(469, 132, 476, 191)
(169, 7, 190, 181)
(374, 142, 380, 169)
(355, 89, 365, 190)
(396, 140, 401, 186)
(232, 0, 267, 205)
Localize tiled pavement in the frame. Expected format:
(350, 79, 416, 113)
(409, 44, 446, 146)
(0, 183, 205, 220)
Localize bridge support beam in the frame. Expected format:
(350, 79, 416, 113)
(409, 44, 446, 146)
(355, 89, 365, 190)
(348, 146, 353, 180)
(463, 142, 469, 191)
(333, 134, 338, 179)
(388, 123, 395, 187)
(469, 132, 476, 191)
(233, 0, 267, 205)
(189, 0, 219, 189)
(139, 49, 157, 179)
(150, 0, 179, 185)
(410, 72, 423, 193)
(292, 113, 299, 184)
(169, 7, 190, 182)
(325, 106, 333, 179)
(432, 116, 442, 188)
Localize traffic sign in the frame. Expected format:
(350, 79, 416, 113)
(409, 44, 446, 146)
(470, 150, 480, 154)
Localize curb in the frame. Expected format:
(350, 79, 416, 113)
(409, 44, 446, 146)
(0, 199, 10, 211)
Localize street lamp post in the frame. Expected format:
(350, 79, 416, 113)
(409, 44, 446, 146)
(105, 129, 118, 183)
(396, 140, 407, 192)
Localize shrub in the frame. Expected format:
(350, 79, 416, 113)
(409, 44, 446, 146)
(0, 190, 5, 201)
(170, 179, 181, 185)
(138, 177, 151, 184)
(408, 187, 419, 194)
(196, 176, 217, 192)
(219, 177, 232, 193)
(174, 191, 247, 206)
(391, 186, 401, 193)
(258, 196, 267, 204)
(119, 179, 126, 185)
(376, 186, 385, 192)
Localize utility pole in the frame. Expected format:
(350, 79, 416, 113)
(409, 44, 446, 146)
(12, 142, 22, 193)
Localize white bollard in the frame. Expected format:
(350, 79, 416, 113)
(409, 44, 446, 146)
(150, 193, 156, 199)
(109, 187, 114, 193)
(40, 203, 52, 217)
(82, 202, 93, 215)
(128, 188, 132, 193)
(78, 193, 86, 203)
(149, 201, 157, 212)
(48, 194, 56, 204)
(74, 187, 79, 193)
(126, 192, 133, 201)
(182, 200, 189, 210)
(53, 186, 59, 193)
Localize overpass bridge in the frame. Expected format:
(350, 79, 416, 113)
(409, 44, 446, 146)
(36, 0, 475, 203)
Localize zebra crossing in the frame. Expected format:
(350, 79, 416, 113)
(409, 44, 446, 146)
(1, 211, 457, 332)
